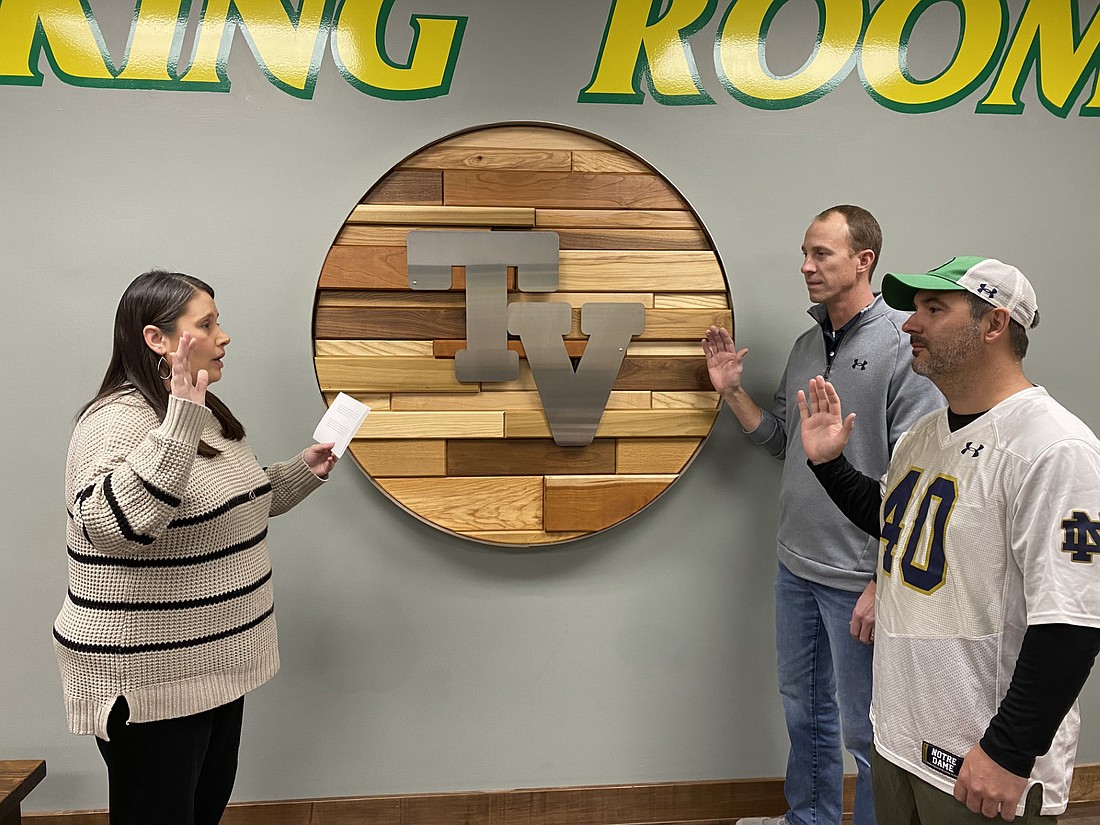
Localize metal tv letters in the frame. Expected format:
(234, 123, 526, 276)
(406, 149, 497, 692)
(406, 230, 645, 446)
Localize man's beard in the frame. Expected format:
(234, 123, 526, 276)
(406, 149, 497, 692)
(911, 319, 983, 381)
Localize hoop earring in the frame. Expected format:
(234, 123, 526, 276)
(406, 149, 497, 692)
(158, 356, 171, 380)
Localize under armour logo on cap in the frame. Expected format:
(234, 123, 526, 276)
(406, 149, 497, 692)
(882, 257, 1039, 329)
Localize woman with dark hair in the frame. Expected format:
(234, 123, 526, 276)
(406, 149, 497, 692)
(54, 269, 337, 825)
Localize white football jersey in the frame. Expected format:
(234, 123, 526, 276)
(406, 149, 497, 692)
(871, 386, 1100, 816)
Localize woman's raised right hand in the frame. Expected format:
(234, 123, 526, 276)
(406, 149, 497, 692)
(168, 331, 209, 406)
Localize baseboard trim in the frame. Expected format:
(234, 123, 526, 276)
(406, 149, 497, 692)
(25, 764, 1100, 825)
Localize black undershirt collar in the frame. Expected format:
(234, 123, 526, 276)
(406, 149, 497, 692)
(947, 409, 989, 432)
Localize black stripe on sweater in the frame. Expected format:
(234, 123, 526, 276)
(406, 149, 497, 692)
(66, 507, 93, 545)
(53, 606, 275, 655)
(67, 527, 269, 568)
(66, 570, 272, 611)
(103, 473, 156, 546)
(136, 473, 181, 507)
(169, 484, 272, 528)
(73, 485, 94, 507)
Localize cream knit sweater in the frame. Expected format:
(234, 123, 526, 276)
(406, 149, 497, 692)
(55, 391, 324, 739)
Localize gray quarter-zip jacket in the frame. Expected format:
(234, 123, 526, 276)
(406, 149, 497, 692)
(746, 295, 943, 591)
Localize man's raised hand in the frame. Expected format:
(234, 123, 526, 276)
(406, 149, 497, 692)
(797, 375, 855, 464)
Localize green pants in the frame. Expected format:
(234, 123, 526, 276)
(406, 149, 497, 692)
(872, 747, 1058, 825)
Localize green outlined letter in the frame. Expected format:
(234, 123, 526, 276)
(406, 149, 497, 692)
(978, 0, 1100, 117)
(180, 0, 336, 96)
(860, 0, 1007, 113)
(578, 0, 717, 105)
(331, 0, 466, 100)
(0, 0, 115, 86)
(715, 0, 865, 110)
(113, 0, 191, 86)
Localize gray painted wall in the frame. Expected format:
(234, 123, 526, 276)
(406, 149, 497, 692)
(3, 0, 1099, 812)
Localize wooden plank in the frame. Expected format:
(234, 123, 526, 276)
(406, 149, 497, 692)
(463, 530, 589, 545)
(652, 392, 720, 409)
(491, 777, 788, 824)
(323, 391, 391, 410)
(448, 439, 616, 476)
(362, 169, 442, 205)
(355, 411, 503, 439)
(654, 293, 731, 309)
(626, 342, 705, 356)
(392, 391, 546, 411)
(346, 204, 535, 226)
(617, 438, 703, 474)
(555, 228, 709, 251)
(317, 291, 467, 308)
(431, 308, 727, 346)
(437, 125, 612, 150)
(544, 475, 675, 532)
(347, 440, 446, 477)
(400, 146, 572, 171)
(319, 245, 408, 290)
(335, 224, 483, 245)
(535, 208, 700, 229)
(443, 171, 687, 210)
(639, 308, 733, 340)
(1072, 764, 1100, 803)
(311, 791, 470, 825)
(322, 352, 706, 391)
(315, 357, 475, 392)
(0, 760, 46, 823)
(315, 307, 467, 340)
(221, 802, 314, 825)
(505, 409, 716, 438)
(558, 251, 724, 292)
(571, 150, 652, 174)
(315, 340, 435, 356)
(511, 291, 655, 307)
(373, 476, 543, 531)
(392, 391, 650, 411)
(432, 339, 588, 359)
(614, 357, 713, 391)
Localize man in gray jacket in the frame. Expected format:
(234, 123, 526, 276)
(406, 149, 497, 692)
(702, 205, 941, 825)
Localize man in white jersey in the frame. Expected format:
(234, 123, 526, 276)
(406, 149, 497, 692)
(796, 257, 1100, 823)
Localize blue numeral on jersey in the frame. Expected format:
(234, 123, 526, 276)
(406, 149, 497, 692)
(881, 469, 920, 576)
(880, 469, 956, 593)
(1061, 511, 1100, 563)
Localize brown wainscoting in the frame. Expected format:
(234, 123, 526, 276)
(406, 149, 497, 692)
(24, 765, 1100, 825)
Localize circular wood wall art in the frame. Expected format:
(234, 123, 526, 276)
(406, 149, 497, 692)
(312, 123, 733, 546)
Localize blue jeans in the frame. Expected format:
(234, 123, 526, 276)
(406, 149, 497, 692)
(775, 562, 875, 825)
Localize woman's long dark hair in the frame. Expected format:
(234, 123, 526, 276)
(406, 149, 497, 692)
(80, 269, 244, 457)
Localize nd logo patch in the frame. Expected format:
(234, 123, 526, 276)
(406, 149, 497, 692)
(313, 123, 732, 546)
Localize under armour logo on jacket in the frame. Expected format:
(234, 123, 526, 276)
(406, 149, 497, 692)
(852, 359, 868, 370)
(961, 442, 984, 457)
(976, 284, 998, 299)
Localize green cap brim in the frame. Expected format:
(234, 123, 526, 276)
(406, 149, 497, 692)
(881, 271, 968, 312)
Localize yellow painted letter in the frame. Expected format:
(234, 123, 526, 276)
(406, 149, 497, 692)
(978, 1, 1100, 117)
(715, 0, 864, 109)
(0, 0, 114, 86)
(181, 0, 336, 96)
(579, 0, 717, 105)
(860, 0, 1006, 112)
(115, 0, 188, 84)
(331, 0, 466, 99)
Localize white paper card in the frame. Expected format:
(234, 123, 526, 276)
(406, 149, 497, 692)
(313, 392, 370, 457)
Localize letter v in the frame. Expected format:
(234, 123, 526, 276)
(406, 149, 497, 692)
(509, 302, 645, 446)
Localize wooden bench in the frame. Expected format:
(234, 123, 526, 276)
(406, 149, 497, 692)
(0, 762, 46, 825)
